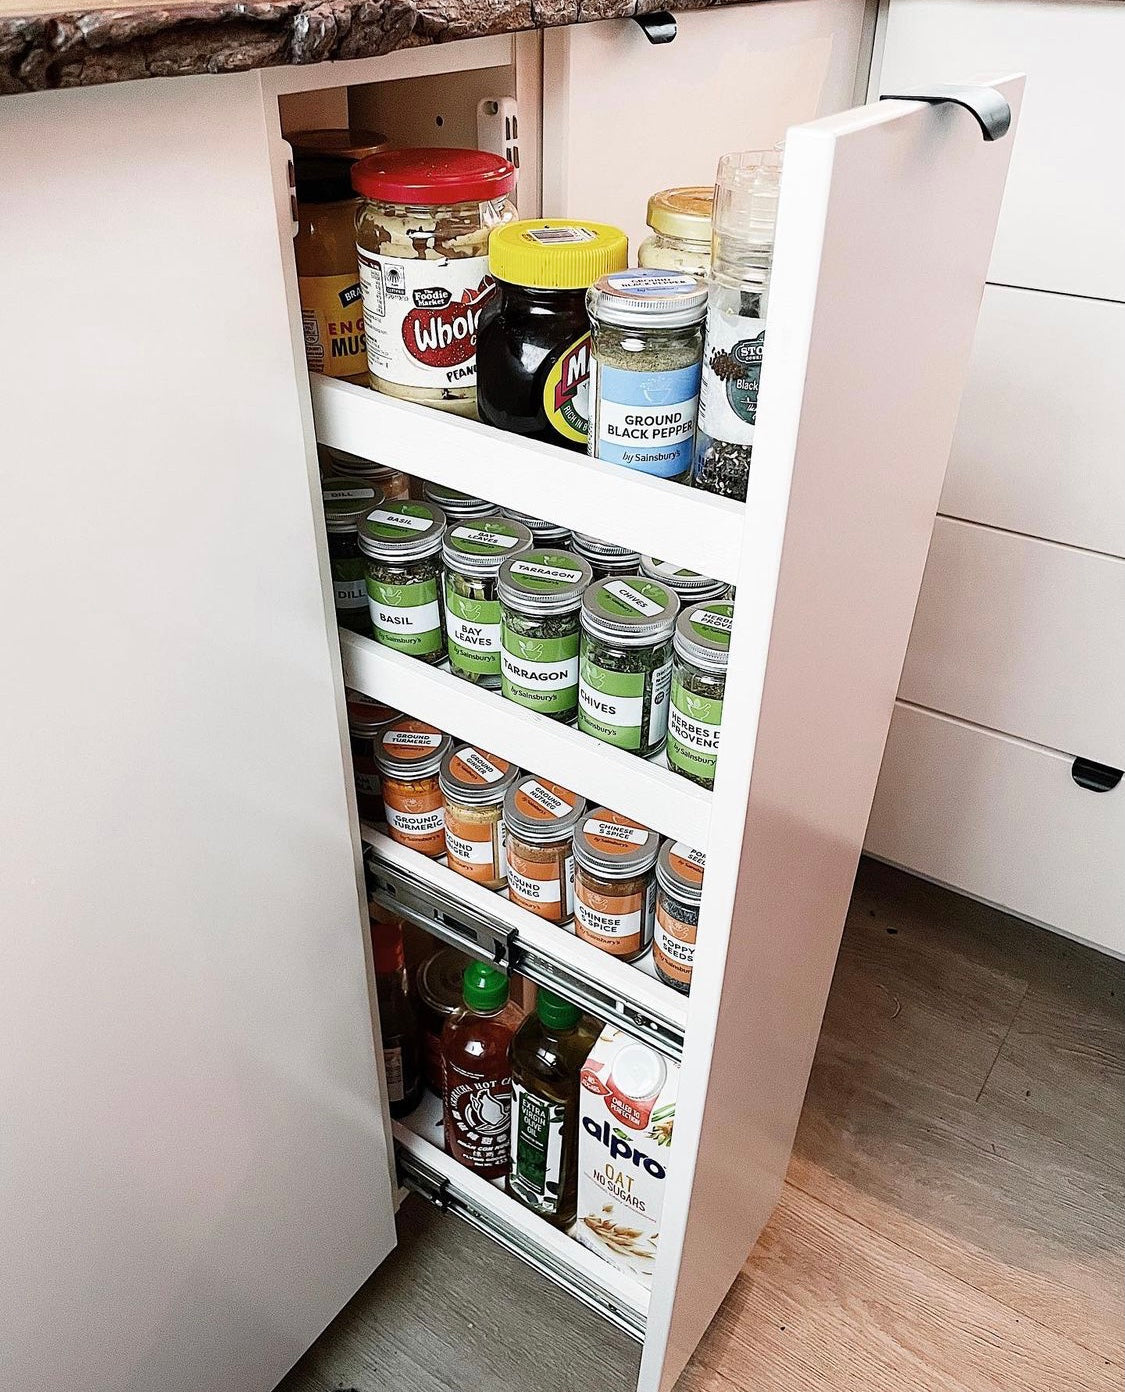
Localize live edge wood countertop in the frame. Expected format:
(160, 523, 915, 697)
(0, 0, 753, 95)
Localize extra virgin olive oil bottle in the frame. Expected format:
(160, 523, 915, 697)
(508, 989, 586, 1228)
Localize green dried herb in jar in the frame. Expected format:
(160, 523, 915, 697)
(578, 577, 679, 757)
(498, 549, 593, 723)
(442, 515, 533, 687)
(667, 600, 733, 789)
(500, 507, 572, 550)
(322, 475, 383, 636)
(640, 555, 729, 603)
(570, 531, 642, 582)
(359, 499, 447, 664)
(423, 481, 496, 522)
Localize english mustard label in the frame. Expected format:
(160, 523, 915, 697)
(299, 274, 366, 377)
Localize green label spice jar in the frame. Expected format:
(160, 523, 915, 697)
(359, 500, 447, 663)
(570, 531, 642, 582)
(322, 475, 383, 636)
(443, 516, 534, 686)
(578, 578, 679, 756)
(500, 507, 572, 549)
(422, 481, 496, 521)
(497, 550, 593, 722)
(640, 556, 729, 604)
(666, 600, 733, 788)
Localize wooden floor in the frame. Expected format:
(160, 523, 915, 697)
(277, 860, 1124, 1392)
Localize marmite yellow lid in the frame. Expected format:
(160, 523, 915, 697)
(489, 219, 628, 290)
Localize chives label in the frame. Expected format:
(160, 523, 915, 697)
(578, 655, 672, 751)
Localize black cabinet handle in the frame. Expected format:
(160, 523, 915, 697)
(881, 84, 1012, 142)
(633, 11, 677, 43)
(1071, 757, 1123, 793)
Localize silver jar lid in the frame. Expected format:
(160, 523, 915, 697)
(502, 776, 586, 845)
(573, 809, 660, 879)
(586, 269, 708, 330)
(423, 481, 495, 519)
(442, 515, 534, 578)
(641, 556, 728, 602)
(497, 549, 592, 616)
(580, 577, 679, 647)
(570, 531, 642, 569)
(656, 837, 706, 903)
(373, 717, 452, 781)
(439, 744, 520, 806)
(673, 600, 734, 672)
(358, 500, 446, 563)
(345, 688, 400, 737)
(321, 476, 383, 533)
(500, 507, 572, 547)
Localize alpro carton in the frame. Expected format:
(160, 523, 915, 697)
(576, 1026, 677, 1287)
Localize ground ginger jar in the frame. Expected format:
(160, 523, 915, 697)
(352, 148, 517, 417)
(439, 744, 519, 889)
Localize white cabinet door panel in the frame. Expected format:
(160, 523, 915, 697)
(899, 519, 1125, 767)
(941, 286, 1125, 558)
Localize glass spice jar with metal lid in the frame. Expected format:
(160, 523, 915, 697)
(502, 776, 586, 923)
(374, 718, 453, 856)
(500, 507, 572, 550)
(640, 556, 729, 604)
(498, 550, 593, 723)
(666, 600, 733, 790)
(578, 577, 679, 757)
(638, 186, 714, 279)
(322, 446, 410, 501)
(322, 475, 382, 636)
(570, 532, 641, 582)
(442, 515, 534, 687)
(653, 839, 705, 994)
(346, 688, 399, 820)
(359, 499, 447, 664)
(586, 270, 708, 481)
(572, 810, 660, 961)
(439, 744, 520, 890)
(422, 480, 496, 522)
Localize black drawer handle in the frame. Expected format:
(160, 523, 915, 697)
(881, 84, 1012, 142)
(1072, 757, 1123, 793)
(634, 11, 677, 43)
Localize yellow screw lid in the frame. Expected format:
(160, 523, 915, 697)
(647, 187, 714, 243)
(489, 219, 628, 290)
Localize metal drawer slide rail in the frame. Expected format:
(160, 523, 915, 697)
(396, 1145, 647, 1341)
(367, 852, 684, 1060)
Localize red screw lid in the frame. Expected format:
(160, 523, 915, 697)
(351, 147, 517, 206)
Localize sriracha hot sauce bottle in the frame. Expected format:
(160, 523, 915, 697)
(442, 961, 515, 1179)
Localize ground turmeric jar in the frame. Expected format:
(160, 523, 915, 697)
(294, 157, 367, 379)
(345, 688, 399, 821)
(374, 718, 452, 856)
(439, 744, 519, 889)
(572, 809, 660, 961)
(502, 777, 585, 923)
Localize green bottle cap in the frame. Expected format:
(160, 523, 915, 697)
(536, 987, 579, 1030)
(462, 960, 510, 1013)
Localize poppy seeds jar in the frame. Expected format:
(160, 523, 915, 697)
(653, 839, 705, 994)
(359, 500, 447, 664)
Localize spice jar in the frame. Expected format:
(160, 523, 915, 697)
(570, 532, 641, 582)
(294, 156, 367, 379)
(572, 810, 660, 961)
(417, 944, 475, 1093)
(502, 777, 585, 922)
(322, 475, 382, 635)
(322, 446, 410, 501)
(578, 577, 679, 757)
(352, 148, 518, 417)
(477, 219, 628, 450)
(346, 688, 399, 820)
(638, 186, 714, 278)
(442, 515, 534, 686)
(423, 481, 496, 522)
(358, 500, 447, 663)
(439, 744, 519, 889)
(374, 718, 452, 856)
(586, 270, 707, 480)
(667, 600, 733, 789)
(500, 508, 572, 549)
(653, 839, 705, 994)
(498, 549, 593, 723)
(640, 556, 729, 603)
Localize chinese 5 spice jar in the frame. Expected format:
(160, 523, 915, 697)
(498, 550, 593, 722)
(375, 718, 453, 856)
(578, 577, 679, 757)
(502, 777, 585, 923)
(442, 516, 534, 686)
(359, 500, 447, 663)
(572, 810, 660, 961)
(667, 600, 733, 789)
(654, 839, 705, 994)
(439, 744, 519, 890)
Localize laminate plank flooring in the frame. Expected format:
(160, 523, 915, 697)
(275, 860, 1124, 1392)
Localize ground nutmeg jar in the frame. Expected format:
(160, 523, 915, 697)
(578, 577, 679, 756)
(653, 839, 705, 994)
(359, 499, 447, 663)
(498, 549, 593, 723)
(502, 777, 585, 923)
(443, 515, 534, 686)
(374, 718, 452, 856)
(439, 744, 520, 889)
(666, 600, 733, 789)
(572, 810, 660, 961)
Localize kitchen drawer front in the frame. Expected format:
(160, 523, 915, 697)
(878, 0, 1125, 300)
(899, 518, 1125, 768)
(940, 286, 1125, 558)
(867, 702, 1125, 955)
